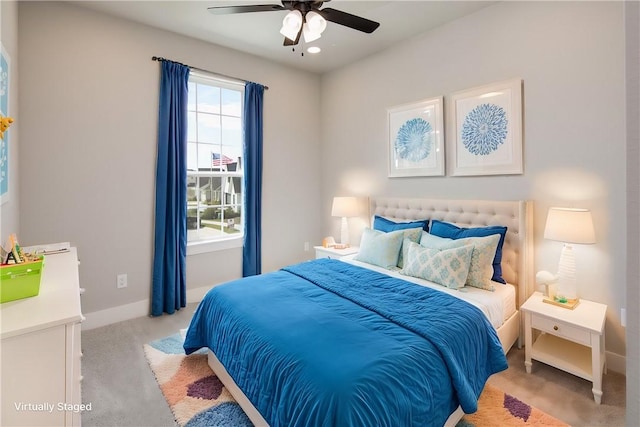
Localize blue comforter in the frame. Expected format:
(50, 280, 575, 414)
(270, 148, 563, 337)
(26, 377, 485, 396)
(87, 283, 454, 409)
(184, 258, 507, 427)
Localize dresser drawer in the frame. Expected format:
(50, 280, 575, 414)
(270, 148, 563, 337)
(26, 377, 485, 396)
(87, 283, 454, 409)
(531, 314, 591, 346)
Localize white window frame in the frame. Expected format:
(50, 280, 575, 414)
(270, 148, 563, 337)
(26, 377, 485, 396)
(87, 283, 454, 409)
(186, 72, 245, 256)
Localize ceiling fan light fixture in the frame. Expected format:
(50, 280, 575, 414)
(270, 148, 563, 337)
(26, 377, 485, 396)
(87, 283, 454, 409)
(302, 24, 321, 43)
(302, 11, 326, 43)
(280, 9, 303, 40)
(306, 11, 327, 33)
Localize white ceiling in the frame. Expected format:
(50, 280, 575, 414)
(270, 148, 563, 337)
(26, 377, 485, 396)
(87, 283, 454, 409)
(72, 0, 497, 74)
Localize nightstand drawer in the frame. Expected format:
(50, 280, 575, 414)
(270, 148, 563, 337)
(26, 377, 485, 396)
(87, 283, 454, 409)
(531, 315, 591, 346)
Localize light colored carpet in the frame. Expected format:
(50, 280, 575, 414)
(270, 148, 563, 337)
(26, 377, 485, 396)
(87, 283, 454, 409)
(489, 348, 626, 426)
(81, 305, 626, 426)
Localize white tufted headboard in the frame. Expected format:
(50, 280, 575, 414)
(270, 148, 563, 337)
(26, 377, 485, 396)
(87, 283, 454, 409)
(370, 197, 534, 308)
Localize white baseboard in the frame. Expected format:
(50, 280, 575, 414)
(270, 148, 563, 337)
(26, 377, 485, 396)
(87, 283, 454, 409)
(606, 350, 626, 375)
(186, 285, 213, 303)
(81, 285, 213, 331)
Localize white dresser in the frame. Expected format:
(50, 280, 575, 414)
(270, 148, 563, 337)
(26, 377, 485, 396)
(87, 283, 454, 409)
(1, 248, 84, 426)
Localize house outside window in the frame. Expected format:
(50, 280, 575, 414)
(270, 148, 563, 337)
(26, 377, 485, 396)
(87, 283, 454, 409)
(187, 72, 244, 253)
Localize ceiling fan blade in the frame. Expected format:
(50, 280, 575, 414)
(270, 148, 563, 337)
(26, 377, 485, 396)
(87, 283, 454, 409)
(318, 7, 380, 33)
(283, 26, 302, 46)
(208, 4, 285, 15)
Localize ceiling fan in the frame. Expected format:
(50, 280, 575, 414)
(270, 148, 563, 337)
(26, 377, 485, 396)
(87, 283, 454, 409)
(208, 1, 380, 46)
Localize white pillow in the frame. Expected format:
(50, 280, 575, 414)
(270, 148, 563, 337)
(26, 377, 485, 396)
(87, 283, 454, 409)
(354, 228, 404, 270)
(401, 241, 473, 289)
(419, 232, 459, 249)
(419, 232, 499, 291)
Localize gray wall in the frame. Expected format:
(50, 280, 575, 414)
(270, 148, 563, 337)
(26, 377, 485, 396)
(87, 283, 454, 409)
(0, 0, 19, 245)
(625, 0, 639, 420)
(12, 0, 638, 409)
(17, 1, 323, 314)
(320, 1, 627, 359)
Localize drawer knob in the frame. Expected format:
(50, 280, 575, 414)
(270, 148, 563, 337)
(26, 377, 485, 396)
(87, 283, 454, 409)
(553, 325, 559, 331)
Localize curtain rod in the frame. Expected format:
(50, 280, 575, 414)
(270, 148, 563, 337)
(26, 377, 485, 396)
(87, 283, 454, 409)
(151, 56, 269, 90)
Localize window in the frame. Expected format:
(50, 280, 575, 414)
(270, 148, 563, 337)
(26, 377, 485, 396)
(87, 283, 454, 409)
(186, 72, 244, 250)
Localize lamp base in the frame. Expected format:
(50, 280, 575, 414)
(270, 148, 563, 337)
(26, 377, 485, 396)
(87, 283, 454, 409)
(543, 296, 580, 310)
(340, 217, 350, 247)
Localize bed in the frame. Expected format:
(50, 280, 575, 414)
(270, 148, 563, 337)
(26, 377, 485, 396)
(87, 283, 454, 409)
(184, 197, 534, 426)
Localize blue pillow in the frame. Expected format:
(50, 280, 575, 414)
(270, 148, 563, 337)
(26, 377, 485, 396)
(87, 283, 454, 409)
(429, 219, 508, 284)
(373, 215, 429, 232)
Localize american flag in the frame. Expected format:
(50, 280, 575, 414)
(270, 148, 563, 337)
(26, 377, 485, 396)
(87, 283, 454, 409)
(212, 153, 233, 167)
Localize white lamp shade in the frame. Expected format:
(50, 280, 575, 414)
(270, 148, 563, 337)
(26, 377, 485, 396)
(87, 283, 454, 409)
(331, 197, 359, 218)
(280, 10, 303, 41)
(544, 207, 596, 244)
(303, 11, 327, 43)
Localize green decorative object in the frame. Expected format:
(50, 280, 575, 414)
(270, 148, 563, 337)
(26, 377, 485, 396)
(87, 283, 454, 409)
(0, 256, 44, 303)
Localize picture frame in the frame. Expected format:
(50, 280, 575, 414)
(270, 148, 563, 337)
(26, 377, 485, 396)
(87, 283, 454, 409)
(448, 78, 523, 176)
(388, 96, 444, 177)
(1, 44, 10, 205)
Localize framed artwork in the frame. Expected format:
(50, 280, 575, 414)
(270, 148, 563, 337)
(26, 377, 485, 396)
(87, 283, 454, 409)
(1, 44, 10, 205)
(388, 96, 444, 177)
(448, 78, 523, 176)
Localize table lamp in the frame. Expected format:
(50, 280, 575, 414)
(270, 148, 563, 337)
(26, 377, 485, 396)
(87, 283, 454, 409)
(543, 207, 596, 309)
(331, 197, 359, 247)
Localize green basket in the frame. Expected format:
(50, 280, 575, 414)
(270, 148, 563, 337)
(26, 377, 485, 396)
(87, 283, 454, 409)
(0, 256, 44, 303)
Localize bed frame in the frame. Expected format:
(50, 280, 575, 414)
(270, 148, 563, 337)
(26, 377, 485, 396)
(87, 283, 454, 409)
(207, 197, 535, 427)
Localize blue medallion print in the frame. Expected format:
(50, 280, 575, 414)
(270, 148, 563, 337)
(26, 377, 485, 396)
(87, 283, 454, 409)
(461, 103, 508, 156)
(394, 117, 432, 162)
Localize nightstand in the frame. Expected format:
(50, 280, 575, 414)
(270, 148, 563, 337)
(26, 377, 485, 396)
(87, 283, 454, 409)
(314, 246, 359, 260)
(521, 292, 607, 404)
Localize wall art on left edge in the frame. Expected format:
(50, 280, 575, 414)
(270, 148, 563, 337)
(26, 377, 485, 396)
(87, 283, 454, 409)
(448, 78, 523, 176)
(0, 44, 10, 205)
(388, 96, 444, 177)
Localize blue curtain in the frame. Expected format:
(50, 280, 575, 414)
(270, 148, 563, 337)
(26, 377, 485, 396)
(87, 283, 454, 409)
(151, 61, 190, 316)
(242, 82, 265, 277)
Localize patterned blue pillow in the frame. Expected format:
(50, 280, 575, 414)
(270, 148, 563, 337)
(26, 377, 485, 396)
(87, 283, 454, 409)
(460, 234, 500, 291)
(394, 228, 422, 268)
(354, 228, 404, 270)
(429, 220, 508, 284)
(401, 241, 473, 289)
(419, 232, 500, 291)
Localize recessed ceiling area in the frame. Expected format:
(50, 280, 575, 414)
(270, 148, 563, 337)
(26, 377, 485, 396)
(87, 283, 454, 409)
(72, 1, 497, 74)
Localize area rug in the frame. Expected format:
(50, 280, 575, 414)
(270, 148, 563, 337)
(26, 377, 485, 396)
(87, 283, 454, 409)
(144, 333, 569, 427)
(143, 332, 252, 427)
(457, 384, 570, 426)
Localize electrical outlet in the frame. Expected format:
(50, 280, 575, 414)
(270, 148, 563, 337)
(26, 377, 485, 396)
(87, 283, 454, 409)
(117, 274, 128, 289)
(304, 242, 310, 252)
(621, 308, 626, 328)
